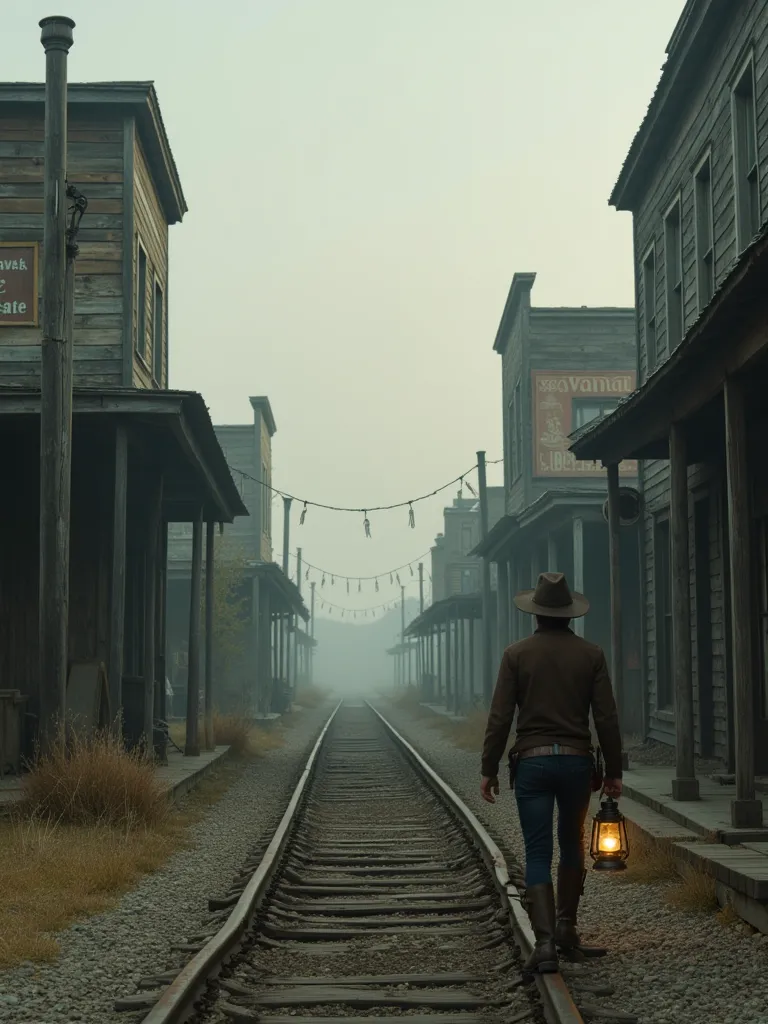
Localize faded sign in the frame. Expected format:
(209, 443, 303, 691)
(532, 371, 637, 478)
(0, 243, 38, 326)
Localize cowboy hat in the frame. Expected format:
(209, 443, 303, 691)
(513, 572, 589, 618)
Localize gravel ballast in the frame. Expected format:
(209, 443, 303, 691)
(0, 706, 331, 1024)
(379, 701, 768, 1024)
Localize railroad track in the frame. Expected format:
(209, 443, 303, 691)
(120, 702, 636, 1024)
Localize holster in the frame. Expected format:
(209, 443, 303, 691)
(591, 747, 604, 792)
(508, 750, 519, 790)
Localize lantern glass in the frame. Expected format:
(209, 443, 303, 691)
(589, 798, 629, 871)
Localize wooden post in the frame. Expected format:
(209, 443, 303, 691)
(606, 462, 630, 772)
(547, 535, 557, 572)
(468, 617, 475, 700)
(155, 517, 168, 762)
(310, 581, 316, 684)
(497, 560, 509, 663)
(724, 377, 762, 827)
(109, 425, 128, 729)
(282, 497, 292, 575)
(572, 518, 585, 638)
(669, 427, 698, 799)
(458, 614, 466, 713)
(142, 475, 162, 752)
(477, 451, 493, 705)
(251, 575, 260, 711)
(38, 16, 75, 750)
(204, 520, 215, 750)
(185, 510, 203, 756)
(437, 623, 443, 700)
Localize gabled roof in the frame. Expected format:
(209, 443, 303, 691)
(0, 81, 187, 224)
(609, 0, 733, 211)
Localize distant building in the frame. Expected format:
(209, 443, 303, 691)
(167, 397, 307, 716)
(570, 0, 768, 824)
(474, 274, 643, 732)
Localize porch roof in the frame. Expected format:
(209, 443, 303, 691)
(404, 592, 487, 637)
(0, 385, 248, 523)
(245, 561, 309, 621)
(471, 490, 607, 559)
(569, 222, 768, 465)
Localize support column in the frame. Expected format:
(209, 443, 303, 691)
(109, 425, 128, 728)
(204, 520, 215, 750)
(547, 535, 558, 572)
(607, 462, 629, 772)
(670, 426, 698, 799)
(477, 451, 494, 704)
(156, 518, 168, 762)
(724, 378, 762, 827)
(185, 509, 203, 756)
(497, 560, 510, 662)
(572, 518, 585, 638)
(458, 615, 466, 713)
(468, 617, 475, 701)
(142, 475, 162, 752)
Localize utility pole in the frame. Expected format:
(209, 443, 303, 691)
(418, 562, 424, 614)
(38, 15, 75, 750)
(401, 585, 406, 687)
(282, 497, 292, 575)
(296, 547, 302, 688)
(477, 451, 493, 706)
(310, 581, 316, 684)
(418, 562, 425, 691)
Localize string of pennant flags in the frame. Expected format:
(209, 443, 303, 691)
(313, 596, 415, 620)
(291, 549, 433, 593)
(226, 459, 502, 537)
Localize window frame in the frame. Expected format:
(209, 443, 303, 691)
(641, 243, 658, 373)
(693, 150, 715, 312)
(732, 51, 761, 252)
(571, 397, 620, 430)
(663, 194, 684, 353)
(136, 241, 149, 362)
(152, 275, 164, 385)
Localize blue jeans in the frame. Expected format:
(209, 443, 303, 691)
(515, 755, 593, 887)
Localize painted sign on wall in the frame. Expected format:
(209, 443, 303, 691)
(532, 370, 637, 477)
(0, 243, 39, 326)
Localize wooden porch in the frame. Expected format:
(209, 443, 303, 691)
(0, 386, 246, 763)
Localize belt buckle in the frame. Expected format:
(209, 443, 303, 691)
(552, 743, 560, 755)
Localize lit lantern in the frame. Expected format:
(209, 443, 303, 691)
(589, 797, 629, 871)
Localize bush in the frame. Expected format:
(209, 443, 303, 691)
(293, 684, 329, 709)
(22, 729, 168, 829)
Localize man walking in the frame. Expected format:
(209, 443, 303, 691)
(480, 572, 623, 974)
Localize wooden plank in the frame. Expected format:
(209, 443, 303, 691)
(186, 511, 203, 756)
(0, 159, 121, 184)
(0, 198, 121, 214)
(74, 260, 122, 276)
(0, 345, 120, 361)
(724, 377, 761, 826)
(143, 474, 163, 744)
(108, 425, 128, 722)
(606, 462, 624, 724)
(122, 116, 135, 387)
(669, 423, 697, 798)
(0, 140, 123, 159)
(74, 274, 123, 299)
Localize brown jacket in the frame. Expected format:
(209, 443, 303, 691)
(481, 625, 623, 780)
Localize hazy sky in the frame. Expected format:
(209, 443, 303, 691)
(6, 2, 681, 620)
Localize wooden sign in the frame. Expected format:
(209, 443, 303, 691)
(532, 370, 637, 477)
(0, 242, 39, 326)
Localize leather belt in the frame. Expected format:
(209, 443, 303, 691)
(518, 744, 591, 759)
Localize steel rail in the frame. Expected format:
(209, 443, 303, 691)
(368, 702, 586, 1024)
(143, 700, 343, 1024)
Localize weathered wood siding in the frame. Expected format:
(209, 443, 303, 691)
(0, 115, 125, 385)
(258, 415, 273, 561)
(634, 0, 768, 383)
(131, 134, 168, 387)
(500, 291, 528, 516)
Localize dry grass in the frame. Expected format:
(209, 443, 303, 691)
(0, 751, 247, 970)
(618, 831, 679, 885)
(168, 714, 284, 759)
(293, 684, 329, 709)
(431, 710, 489, 752)
(21, 729, 168, 829)
(666, 863, 719, 913)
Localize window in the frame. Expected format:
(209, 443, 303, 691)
(514, 380, 523, 477)
(654, 517, 673, 710)
(733, 56, 760, 250)
(571, 398, 618, 429)
(152, 280, 164, 384)
(461, 569, 474, 594)
(664, 198, 683, 351)
(694, 155, 714, 310)
(136, 243, 148, 360)
(261, 461, 270, 537)
(642, 246, 658, 371)
(460, 523, 473, 555)
(507, 397, 518, 483)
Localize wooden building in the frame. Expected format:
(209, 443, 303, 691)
(570, 0, 768, 827)
(406, 488, 503, 711)
(0, 82, 247, 757)
(474, 275, 644, 732)
(167, 398, 309, 717)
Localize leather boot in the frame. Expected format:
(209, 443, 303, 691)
(555, 865, 607, 958)
(523, 883, 558, 974)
